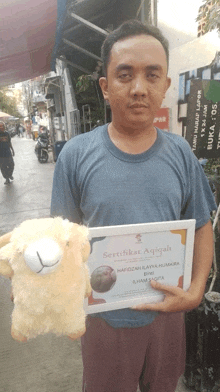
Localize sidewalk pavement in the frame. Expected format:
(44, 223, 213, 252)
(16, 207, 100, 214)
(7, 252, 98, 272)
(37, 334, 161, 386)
(0, 136, 54, 235)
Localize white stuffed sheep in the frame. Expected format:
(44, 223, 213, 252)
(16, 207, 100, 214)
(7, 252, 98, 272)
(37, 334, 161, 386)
(0, 217, 91, 342)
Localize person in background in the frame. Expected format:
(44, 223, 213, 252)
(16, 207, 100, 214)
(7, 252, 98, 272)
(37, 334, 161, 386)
(19, 124, 25, 138)
(39, 125, 48, 135)
(16, 123, 24, 137)
(16, 123, 20, 137)
(25, 120, 32, 138)
(0, 121, 15, 185)
(51, 20, 216, 392)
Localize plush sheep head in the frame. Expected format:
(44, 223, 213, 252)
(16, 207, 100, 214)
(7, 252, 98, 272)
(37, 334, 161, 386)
(0, 217, 91, 342)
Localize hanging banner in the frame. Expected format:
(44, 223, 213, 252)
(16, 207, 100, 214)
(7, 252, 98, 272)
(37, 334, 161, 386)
(185, 79, 220, 158)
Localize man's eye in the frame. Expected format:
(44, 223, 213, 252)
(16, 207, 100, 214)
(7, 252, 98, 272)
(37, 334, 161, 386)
(118, 73, 132, 80)
(147, 73, 159, 80)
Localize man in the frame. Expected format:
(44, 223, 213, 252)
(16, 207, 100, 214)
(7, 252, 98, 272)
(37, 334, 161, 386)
(51, 20, 216, 392)
(16, 123, 20, 137)
(0, 121, 15, 185)
(19, 124, 25, 138)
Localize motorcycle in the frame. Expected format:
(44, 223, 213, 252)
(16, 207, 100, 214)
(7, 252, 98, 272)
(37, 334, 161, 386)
(34, 131, 50, 163)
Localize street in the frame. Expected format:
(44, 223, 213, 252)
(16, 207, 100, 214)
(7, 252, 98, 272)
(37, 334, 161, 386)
(0, 136, 54, 235)
(0, 136, 191, 392)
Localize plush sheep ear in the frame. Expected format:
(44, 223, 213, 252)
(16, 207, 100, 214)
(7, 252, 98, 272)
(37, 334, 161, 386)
(0, 243, 14, 278)
(0, 232, 12, 249)
(0, 232, 13, 277)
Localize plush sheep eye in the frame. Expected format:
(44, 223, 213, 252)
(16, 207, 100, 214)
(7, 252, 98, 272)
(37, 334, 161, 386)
(66, 241, 70, 247)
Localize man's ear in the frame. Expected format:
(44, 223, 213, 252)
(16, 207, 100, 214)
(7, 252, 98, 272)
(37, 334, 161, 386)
(165, 77, 171, 93)
(99, 77, 108, 101)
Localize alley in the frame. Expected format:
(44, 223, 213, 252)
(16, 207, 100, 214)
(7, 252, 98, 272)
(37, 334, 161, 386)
(0, 136, 54, 235)
(0, 136, 84, 392)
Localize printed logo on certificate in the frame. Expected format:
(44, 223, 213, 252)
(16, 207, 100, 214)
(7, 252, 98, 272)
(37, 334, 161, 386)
(84, 220, 195, 314)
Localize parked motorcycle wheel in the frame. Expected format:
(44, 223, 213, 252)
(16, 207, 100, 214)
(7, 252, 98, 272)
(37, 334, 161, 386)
(38, 150, 48, 163)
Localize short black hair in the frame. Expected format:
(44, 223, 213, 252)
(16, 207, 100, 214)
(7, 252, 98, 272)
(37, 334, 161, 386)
(101, 19, 169, 76)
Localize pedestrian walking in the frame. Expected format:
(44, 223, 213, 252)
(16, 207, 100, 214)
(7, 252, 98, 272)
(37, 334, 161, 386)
(25, 120, 32, 139)
(16, 123, 24, 138)
(19, 124, 25, 138)
(0, 121, 15, 185)
(51, 20, 216, 392)
(16, 123, 20, 137)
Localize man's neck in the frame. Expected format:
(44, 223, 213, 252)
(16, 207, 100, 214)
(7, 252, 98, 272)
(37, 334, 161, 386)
(108, 122, 157, 154)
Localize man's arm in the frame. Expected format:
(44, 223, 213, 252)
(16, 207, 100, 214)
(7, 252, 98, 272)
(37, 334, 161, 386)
(8, 134, 15, 156)
(50, 154, 82, 223)
(10, 142, 15, 156)
(133, 220, 214, 312)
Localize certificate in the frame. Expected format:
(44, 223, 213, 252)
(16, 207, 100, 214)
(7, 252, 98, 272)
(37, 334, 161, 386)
(84, 219, 195, 314)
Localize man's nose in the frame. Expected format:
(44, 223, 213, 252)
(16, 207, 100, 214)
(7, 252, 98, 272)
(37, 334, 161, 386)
(130, 75, 147, 97)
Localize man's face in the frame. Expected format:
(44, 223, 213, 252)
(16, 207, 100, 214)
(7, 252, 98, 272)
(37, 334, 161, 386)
(0, 124, 5, 133)
(99, 34, 171, 129)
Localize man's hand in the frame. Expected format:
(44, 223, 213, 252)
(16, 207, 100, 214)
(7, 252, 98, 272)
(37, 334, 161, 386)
(132, 280, 202, 312)
(133, 220, 214, 313)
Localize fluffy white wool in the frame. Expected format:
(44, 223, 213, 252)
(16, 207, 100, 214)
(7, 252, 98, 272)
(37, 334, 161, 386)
(0, 217, 91, 341)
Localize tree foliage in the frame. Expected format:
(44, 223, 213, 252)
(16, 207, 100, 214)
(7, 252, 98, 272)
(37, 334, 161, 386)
(0, 88, 21, 117)
(75, 74, 94, 93)
(197, 0, 220, 33)
(73, 74, 104, 127)
(22, 82, 33, 118)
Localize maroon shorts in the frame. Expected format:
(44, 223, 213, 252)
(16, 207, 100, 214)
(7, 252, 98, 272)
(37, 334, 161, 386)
(81, 312, 186, 392)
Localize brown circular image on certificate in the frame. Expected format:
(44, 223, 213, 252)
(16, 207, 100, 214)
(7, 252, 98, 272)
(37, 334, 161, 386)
(91, 266, 117, 293)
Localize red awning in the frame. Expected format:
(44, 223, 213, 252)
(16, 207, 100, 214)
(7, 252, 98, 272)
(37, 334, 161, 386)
(0, 0, 57, 87)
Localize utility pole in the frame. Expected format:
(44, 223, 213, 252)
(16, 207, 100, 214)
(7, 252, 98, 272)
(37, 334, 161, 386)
(150, 0, 158, 26)
(138, 0, 157, 26)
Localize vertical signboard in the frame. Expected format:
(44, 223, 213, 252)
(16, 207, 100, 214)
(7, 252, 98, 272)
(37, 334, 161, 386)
(178, 52, 220, 138)
(185, 79, 220, 158)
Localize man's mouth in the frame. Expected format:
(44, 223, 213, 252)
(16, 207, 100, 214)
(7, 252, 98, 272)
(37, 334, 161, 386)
(129, 103, 149, 109)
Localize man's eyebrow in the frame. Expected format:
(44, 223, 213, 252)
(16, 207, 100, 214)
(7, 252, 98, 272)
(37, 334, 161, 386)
(145, 64, 163, 71)
(115, 64, 133, 72)
(115, 64, 163, 72)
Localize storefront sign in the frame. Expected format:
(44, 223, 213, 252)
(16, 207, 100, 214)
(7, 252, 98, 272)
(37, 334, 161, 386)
(153, 107, 170, 131)
(186, 79, 220, 158)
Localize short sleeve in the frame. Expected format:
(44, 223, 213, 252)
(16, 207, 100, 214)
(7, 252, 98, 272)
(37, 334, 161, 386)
(181, 152, 217, 229)
(50, 153, 83, 224)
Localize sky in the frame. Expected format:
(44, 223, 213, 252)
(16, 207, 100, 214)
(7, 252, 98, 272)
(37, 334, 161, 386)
(158, 0, 204, 36)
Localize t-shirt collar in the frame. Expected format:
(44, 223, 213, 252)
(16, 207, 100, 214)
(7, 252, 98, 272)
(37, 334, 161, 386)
(102, 123, 163, 163)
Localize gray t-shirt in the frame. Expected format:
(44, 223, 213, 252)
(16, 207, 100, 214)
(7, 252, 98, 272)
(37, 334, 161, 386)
(51, 125, 216, 328)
